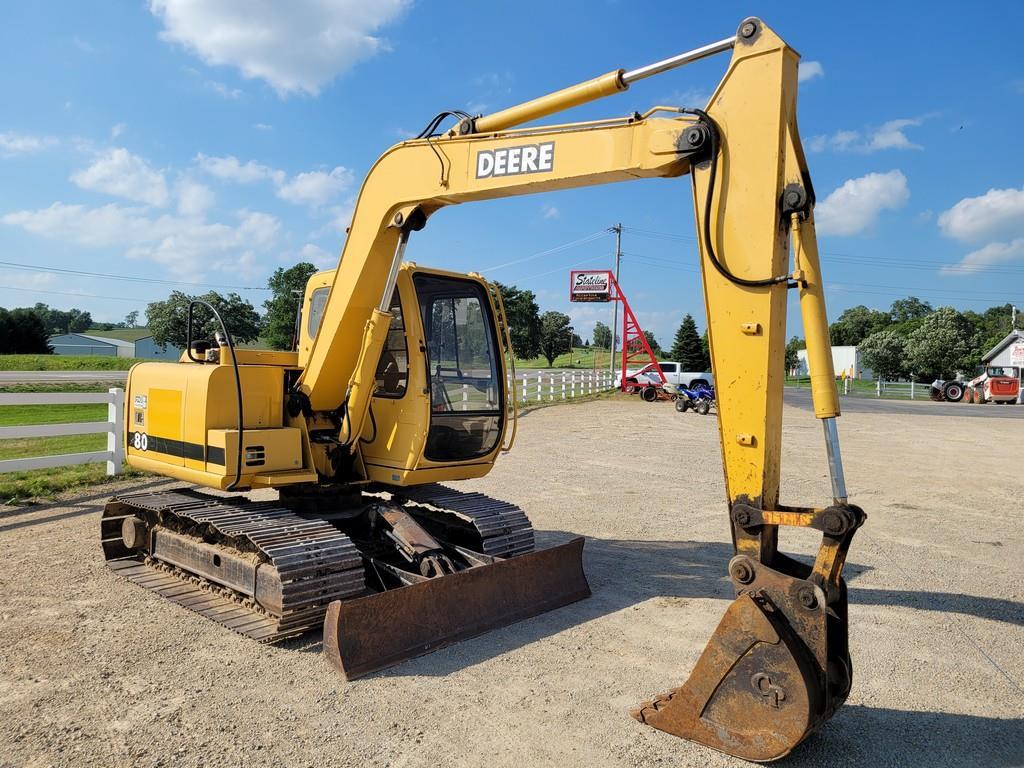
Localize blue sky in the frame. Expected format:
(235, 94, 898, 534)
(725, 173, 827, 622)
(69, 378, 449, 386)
(2, 1, 1023, 346)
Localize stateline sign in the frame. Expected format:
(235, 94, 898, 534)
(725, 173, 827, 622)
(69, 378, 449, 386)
(569, 270, 613, 302)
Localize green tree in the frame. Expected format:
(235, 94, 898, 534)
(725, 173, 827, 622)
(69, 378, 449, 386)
(494, 282, 541, 360)
(857, 331, 908, 381)
(785, 336, 806, 374)
(263, 262, 318, 350)
(31, 303, 92, 335)
(592, 321, 612, 350)
(670, 314, 704, 369)
(700, 330, 711, 371)
(124, 310, 139, 328)
(643, 329, 662, 357)
(146, 291, 262, 348)
(539, 311, 573, 366)
(963, 303, 1015, 361)
(0, 308, 52, 353)
(889, 296, 932, 323)
(904, 307, 977, 381)
(829, 305, 891, 346)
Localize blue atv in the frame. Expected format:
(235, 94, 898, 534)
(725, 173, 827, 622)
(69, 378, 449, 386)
(674, 382, 716, 415)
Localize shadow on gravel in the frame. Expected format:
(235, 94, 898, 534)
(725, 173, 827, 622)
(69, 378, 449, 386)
(784, 706, 1024, 768)
(851, 587, 1024, 628)
(0, 478, 176, 532)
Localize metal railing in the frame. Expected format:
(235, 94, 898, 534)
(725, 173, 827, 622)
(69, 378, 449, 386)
(0, 388, 125, 476)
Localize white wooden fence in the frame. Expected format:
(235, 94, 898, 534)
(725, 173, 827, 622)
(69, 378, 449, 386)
(513, 370, 616, 403)
(840, 379, 926, 399)
(0, 388, 125, 476)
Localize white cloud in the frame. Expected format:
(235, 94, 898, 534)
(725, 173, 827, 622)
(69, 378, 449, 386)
(937, 186, 1024, 243)
(176, 178, 215, 216)
(808, 118, 924, 153)
(312, 202, 356, 239)
(195, 153, 284, 185)
(276, 167, 353, 207)
(110, 123, 126, 138)
(542, 205, 560, 220)
(939, 239, 1024, 275)
(70, 148, 169, 206)
(127, 210, 279, 275)
(1, 202, 279, 277)
(798, 61, 824, 83)
(150, 0, 409, 96)
(815, 170, 909, 236)
(0, 131, 58, 156)
(206, 80, 242, 99)
(299, 243, 335, 268)
(253, 123, 273, 131)
(660, 87, 711, 108)
(197, 154, 353, 208)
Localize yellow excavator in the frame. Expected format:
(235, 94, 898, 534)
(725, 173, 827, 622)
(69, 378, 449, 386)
(101, 18, 865, 761)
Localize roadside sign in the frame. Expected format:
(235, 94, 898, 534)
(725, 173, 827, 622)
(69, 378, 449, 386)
(1011, 342, 1024, 366)
(569, 270, 612, 302)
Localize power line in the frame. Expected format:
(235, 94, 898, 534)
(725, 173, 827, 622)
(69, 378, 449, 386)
(481, 230, 612, 273)
(0, 284, 147, 304)
(0, 260, 269, 291)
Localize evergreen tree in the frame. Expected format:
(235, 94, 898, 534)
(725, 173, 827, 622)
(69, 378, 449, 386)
(670, 314, 704, 369)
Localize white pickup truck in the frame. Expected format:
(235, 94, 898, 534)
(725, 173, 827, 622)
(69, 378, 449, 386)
(620, 361, 713, 392)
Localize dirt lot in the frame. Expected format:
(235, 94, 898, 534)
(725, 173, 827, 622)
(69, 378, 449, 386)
(1, 397, 1022, 767)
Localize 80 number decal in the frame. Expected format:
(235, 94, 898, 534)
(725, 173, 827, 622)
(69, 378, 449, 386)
(132, 432, 149, 451)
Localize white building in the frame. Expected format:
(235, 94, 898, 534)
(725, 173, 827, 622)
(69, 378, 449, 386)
(794, 345, 873, 380)
(981, 329, 1024, 403)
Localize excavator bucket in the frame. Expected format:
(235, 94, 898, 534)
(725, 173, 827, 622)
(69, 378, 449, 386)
(632, 557, 849, 762)
(324, 537, 590, 679)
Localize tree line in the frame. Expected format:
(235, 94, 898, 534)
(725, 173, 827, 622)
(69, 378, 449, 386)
(800, 296, 1017, 382)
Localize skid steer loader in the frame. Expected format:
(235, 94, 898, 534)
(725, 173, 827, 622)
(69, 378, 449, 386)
(102, 17, 865, 761)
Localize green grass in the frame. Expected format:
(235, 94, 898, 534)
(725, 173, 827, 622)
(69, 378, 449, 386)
(84, 327, 152, 342)
(0, 383, 146, 504)
(515, 346, 617, 369)
(0, 354, 141, 370)
(0, 402, 107, 427)
(0, 463, 146, 506)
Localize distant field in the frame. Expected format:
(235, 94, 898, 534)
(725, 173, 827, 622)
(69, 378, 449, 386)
(84, 328, 152, 342)
(516, 346, 618, 370)
(0, 355, 141, 371)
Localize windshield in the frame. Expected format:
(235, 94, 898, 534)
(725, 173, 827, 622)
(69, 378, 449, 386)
(415, 274, 503, 462)
(988, 366, 1019, 378)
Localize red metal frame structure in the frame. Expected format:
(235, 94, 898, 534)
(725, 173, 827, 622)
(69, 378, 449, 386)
(569, 270, 664, 391)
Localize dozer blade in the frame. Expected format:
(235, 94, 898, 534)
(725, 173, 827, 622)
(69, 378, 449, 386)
(324, 537, 589, 679)
(632, 558, 842, 763)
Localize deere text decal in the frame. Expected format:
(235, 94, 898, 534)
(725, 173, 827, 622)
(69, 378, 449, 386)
(476, 142, 554, 179)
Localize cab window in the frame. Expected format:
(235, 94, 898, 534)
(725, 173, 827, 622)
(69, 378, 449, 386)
(307, 287, 330, 339)
(414, 274, 503, 462)
(374, 292, 409, 398)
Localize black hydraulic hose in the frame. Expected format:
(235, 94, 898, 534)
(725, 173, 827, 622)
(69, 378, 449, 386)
(186, 300, 244, 491)
(686, 108, 790, 288)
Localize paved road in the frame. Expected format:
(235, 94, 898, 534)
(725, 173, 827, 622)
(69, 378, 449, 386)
(785, 386, 1024, 419)
(0, 371, 128, 384)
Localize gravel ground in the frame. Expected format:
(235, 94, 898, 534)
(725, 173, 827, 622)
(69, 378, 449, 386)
(1, 396, 1022, 768)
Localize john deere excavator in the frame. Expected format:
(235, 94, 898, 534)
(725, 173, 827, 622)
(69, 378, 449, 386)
(101, 18, 865, 761)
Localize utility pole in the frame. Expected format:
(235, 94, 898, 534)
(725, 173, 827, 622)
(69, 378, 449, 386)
(609, 223, 622, 375)
(1013, 305, 1018, 330)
